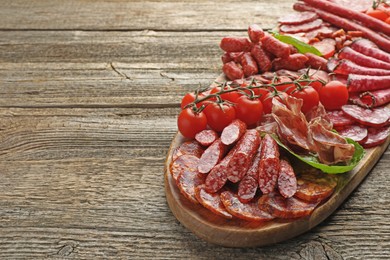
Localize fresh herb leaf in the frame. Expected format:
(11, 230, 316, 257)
(271, 31, 323, 56)
(271, 134, 365, 174)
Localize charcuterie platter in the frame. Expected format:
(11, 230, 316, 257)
(164, 0, 390, 247)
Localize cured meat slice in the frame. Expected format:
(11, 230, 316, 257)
(278, 11, 319, 25)
(302, 0, 390, 36)
(347, 74, 390, 92)
(277, 160, 297, 198)
(333, 59, 390, 76)
(258, 192, 319, 219)
(336, 125, 368, 144)
(238, 149, 261, 203)
(339, 47, 390, 70)
(251, 44, 272, 72)
(172, 140, 204, 162)
(312, 38, 336, 59)
(280, 19, 323, 34)
(305, 104, 332, 130)
(305, 52, 328, 70)
(293, 3, 390, 53)
(176, 165, 206, 204)
(305, 25, 337, 40)
(357, 89, 390, 108)
(220, 190, 274, 221)
(204, 149, 235, 193)
(198, 139, 226, 174)
(195, 129, 218, 147)
(361, 126, 390, 148)
(194, 185, 233, 219)
(170, 155, 200, 182)
(326, 110, 355, 127)
(272, 53, 309, 71)
(221, 119, 247, 145)
(309, 120, 355, 164)
(227, 129, 260, 183)
(341, 105, 390, 127)
(295, 171, 338, 202)
(261, 32, 291, 58)
(258, 134, 280, 194)
(351, 38, 390, 64)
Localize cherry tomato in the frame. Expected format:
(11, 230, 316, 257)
(204, 103, 236, 132)
(255, 87, 271, 101)
(366, 9, 389, 21)
(180, 92, 206, 109)
(274, 76, 295, 94)
(319, 81, 349, 110)
(210, 86, 241, 104)
(262, 91, 288, 114)
(309, 80, 324, 93)
(235, 96, 264, 126)
(290, 86, 320, 114)
(386, 16, 390, 24)
(177, 108, 207, 138)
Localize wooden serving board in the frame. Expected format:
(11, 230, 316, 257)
(164, 132, 390, 247)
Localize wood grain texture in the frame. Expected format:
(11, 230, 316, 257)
(0, 0, 389, 258)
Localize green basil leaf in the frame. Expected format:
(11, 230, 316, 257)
(271, 31, 323, 56)
(271, 134, 365, 174)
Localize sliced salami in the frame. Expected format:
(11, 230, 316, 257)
(220, 190, 274, 221)
(198, 139, 226, 174)
(176, 166, 206, 204)
(237, 149, 261, 203)
(172, 140, 204, 162)
(194, 185, 233, 219)
(361, 126, 390, 148)
(341, 105, 390, 128)
(170, 154, 200, 182)
(221, 119, 247, 145)
(326, 110, 355, 127)
(312, 38, 336, 59)
(278, 11, 319, 25)
(336, 125, 368, 144)
(357, 89, 390, 108)
(295, 171, 338, 202)
(347, 74, 390, 92)
(195, 129, 218, 147)
(258, 134, 280, 194)
(227, 129, 261, 183)
(280, 19, 323, 34)
(258, 192, 319, 219)
(277, 160, 297, 199)
(204, 148, 235, 193)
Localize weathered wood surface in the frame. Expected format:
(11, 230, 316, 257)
(0, 0, 389, 259)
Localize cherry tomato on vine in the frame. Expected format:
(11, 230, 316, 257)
(210, 86, 241, 104)
(290, 86, 319, 114)
(308, 80, 324, 93)
(262, 91, 288, 114)
(180, 92, 206, 109)
(274, 76, 295, 94)
(177, 108, 207, 138)
(366, 9, 389, 21)
(204, 103, 236, 132)
(319, 81, 349, 110)
(235, 96, 264, 126)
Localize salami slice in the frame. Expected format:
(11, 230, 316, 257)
(238, 149, 261, 203)
(295, 171, 338, 202)
(277, 160, 297, 199)
(361, 126, 390, 148)
(194, 185, 233, 219)
(195, 129, 218, 147)
(326, 110, 355, 127)
(258, 192, 320, 219)
(341, 105, 390, 127)
(258, 134, 280, 194)
(336, 125, 368, 144)
(172, 140, 204, 162)
(227, 129, 261, 183)
(280, 19, 323, 34)
(221, 119, 247, 145)
(278, 11, 319, 25)
(204, 148, 235, 193)
(220, 190, 274, 221)
(170, 154, 200, 182)
(357, 89, 390, 108)
(198, 139, 226, 174)
(347, 74, 390, 93)
(312, 38, 336, 59)
(176, 165, 206, 204)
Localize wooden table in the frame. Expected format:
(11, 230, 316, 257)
(0, 0, 388, 258)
